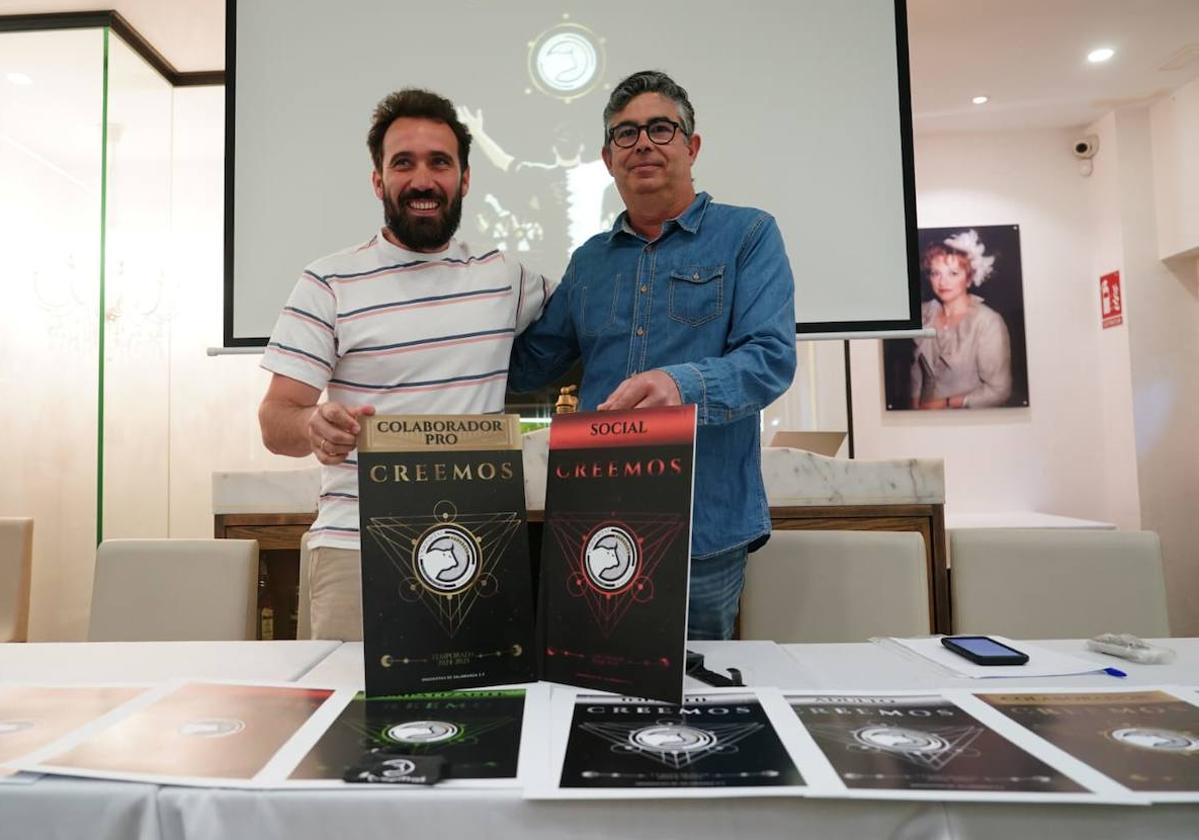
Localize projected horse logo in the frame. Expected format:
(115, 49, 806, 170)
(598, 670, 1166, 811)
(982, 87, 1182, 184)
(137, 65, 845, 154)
(527, 22, 605, 102)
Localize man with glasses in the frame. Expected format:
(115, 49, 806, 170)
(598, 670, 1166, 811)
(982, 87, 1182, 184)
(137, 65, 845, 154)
(510, 70, 797, 640)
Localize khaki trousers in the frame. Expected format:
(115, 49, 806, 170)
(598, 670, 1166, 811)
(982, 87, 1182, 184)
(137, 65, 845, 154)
(307, 546, 363, 641)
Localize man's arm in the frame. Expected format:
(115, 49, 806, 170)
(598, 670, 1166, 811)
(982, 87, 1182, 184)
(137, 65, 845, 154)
(604, 214, 797, 423)
(259, 373, 374, 465)
(508, 263, 579, 392)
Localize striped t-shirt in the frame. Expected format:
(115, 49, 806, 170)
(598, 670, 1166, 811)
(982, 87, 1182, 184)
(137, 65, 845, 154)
(261, 229, 554, 550)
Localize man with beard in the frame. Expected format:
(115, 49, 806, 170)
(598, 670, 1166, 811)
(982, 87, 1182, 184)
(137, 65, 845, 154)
(259, 89, 552, 641)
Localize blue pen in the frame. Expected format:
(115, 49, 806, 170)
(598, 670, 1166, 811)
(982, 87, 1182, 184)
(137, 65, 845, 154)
(1103, 667, 1128, 678)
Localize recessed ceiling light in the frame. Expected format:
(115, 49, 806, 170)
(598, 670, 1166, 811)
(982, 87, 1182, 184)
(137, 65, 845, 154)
(971, 95, 989, 105)
(1088, 47, 1115, 63)
(5, 72, 33, 86)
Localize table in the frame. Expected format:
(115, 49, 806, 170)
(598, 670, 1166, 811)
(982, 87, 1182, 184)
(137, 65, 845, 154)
(782, 637, 1199, 691)
(0, 641, 337, 840)
(0, 640, 338, 683)
(296, 640, 807, 692)
(3, 639, 1196, 840)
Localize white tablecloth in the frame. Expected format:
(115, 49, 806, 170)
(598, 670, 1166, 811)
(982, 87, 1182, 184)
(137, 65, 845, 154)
(0, 640, 339, 683)
(3, 638, 1197, 840)
(0, 778, 160, 840)
(155, 788, 942, 840)
(296, 639, 805, 691)
(782, 638, 1199, 690)
(0, 640, 338, 840)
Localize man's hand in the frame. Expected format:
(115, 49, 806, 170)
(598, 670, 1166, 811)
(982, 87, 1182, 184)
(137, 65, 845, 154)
(598, 370, 682, 411)
(308, 402, 376, 465)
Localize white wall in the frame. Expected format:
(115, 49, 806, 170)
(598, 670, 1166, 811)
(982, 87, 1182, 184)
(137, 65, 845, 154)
(850, 128, 1134, 523)
(19, 85, 311, 640)
(1150, 75, 1199, 260)
(1083, 112, 1143, 532)
(840, 114, 1198, 635)
(1111, 106, 1199, 635)
(166, 87, 308, 542)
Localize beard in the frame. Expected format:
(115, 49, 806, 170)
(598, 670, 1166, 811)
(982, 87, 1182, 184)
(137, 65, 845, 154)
(383, 187, 464, 252)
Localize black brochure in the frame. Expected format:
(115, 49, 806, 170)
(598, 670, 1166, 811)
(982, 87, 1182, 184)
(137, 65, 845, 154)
(357, 415, 535, 696)
(540, 406, 696, 704)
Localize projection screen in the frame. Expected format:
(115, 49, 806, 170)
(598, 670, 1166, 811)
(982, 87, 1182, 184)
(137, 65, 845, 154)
(225, 0, 919, 346)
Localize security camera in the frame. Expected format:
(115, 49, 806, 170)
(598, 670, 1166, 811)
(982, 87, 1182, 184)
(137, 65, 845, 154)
(1072, 135, 1099, 159)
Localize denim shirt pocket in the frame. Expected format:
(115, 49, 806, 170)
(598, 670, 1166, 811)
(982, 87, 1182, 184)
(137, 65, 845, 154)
(574, 275, 621, 336)
(668, 264, 724, 327)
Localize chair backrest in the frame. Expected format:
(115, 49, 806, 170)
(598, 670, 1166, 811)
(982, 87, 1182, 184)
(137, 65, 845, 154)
(0, 517, 34, 642)
(89, 539, 259, 641)
(950, 529, 1169, 638)
(296, 530, 312, 640)
(740, 530, 930, 642)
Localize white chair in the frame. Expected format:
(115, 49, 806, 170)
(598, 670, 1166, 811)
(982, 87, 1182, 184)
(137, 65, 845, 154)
(297, 530, 312, 640)
(950, 529, 1169, 638)
(88, 539, 259, 641)
(0, 517, 34, 642)
(740, 530, 930, 642)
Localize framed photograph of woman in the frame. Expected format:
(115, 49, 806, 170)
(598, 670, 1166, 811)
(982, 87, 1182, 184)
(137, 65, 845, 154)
(883, 224, 1030, 411)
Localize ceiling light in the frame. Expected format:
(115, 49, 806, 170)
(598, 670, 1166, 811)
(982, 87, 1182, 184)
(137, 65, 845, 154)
(971, 95, 989, 105)
(1087, 47, 1115, 63)
(5, 72, 33, 86)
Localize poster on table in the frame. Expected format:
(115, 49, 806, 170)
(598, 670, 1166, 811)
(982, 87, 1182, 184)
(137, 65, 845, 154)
(0, 684, 146, 783)
(356, 414, 536, 696)
(976, 688, 1199, 802)
(540, 406, 696, 705)
(269, 684, 549, 788)
(15, 681, 350, 787)
(527, 688, 807, 799)
(769, 690, 1135, 803)
(882, 224, 1030, 411)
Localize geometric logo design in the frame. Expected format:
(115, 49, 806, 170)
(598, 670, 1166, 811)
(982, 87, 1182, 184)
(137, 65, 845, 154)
(415, 525, 480, 595)
(528, 22, 606, 103)
(631, 724, 716, 752)
(366, 500, 522, 637)
(807, 723, 985, 772)
(855, 726, 949, 754)
(1109, 727, 1199, 753)
(386, 720, 461, 745)
(177, 718, 246, 739)
(351, 714, 516, 754)
(355, 757, 417, 782)
(379, 758, 416, 777)
(0, 720, 34, 736)
(549, 512, 685, 637)
(583, 525, 639, 592)
(579, 719, 763, 770)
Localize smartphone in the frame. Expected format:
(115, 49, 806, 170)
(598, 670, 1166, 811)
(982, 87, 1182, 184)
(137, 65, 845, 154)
(941, 635, 1029, 666)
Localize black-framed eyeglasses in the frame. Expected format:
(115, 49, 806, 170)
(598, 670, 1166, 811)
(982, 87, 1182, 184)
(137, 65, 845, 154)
(607, 118, 684, 149)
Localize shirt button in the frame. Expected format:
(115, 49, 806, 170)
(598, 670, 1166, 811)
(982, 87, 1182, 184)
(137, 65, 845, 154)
(636, 326, 645, 336)
(646, 244, 654, 253)
(639, 284, 648, 294)
(692, 273, 700, 281)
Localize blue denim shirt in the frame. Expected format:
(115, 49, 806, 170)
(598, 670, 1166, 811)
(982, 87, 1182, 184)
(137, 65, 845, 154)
(510, 192, 797, 557)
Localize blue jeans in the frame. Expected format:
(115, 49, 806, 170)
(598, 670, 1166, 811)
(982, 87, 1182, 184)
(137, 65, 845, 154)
(687, 545, 749, 640)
